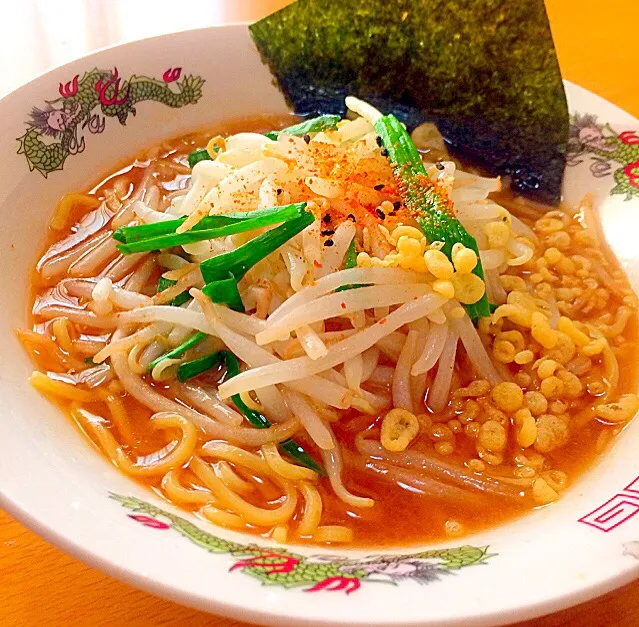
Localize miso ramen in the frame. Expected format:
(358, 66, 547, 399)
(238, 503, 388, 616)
(20, 98, 639, 547)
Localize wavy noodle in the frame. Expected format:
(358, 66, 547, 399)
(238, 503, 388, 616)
(17, 329, 85, 371)
(200, 440, 270, 473)
(262, 443, 319, 481)
(313, 526, 354, 543)
(603, 343, 619, 392)
(151, 356, 183, 382)
(161, 469, 216, 506)
(190, 455, 297, 526)
(214, 460, 255, 496)
(239, 390, 264, 413)
(78, 410, 198, 477)
(200, 504, 246, 528)
(51, 317, 75, 353)
(29, 370, 94, 403)
(94, 387, 135, 444)
(298, 482, 323, 537)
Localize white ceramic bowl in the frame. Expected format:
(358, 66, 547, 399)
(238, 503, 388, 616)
(1, 25, 639, 627)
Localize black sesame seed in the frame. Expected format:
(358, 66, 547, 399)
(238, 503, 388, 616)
(374, 184, 385, 191)
(375, 208, 386, 220)
(376, 136, 383, 147)
(303, 134, 311, 144)
(322, 214, 332, 224)
(347, 213, 356, 222)
(276, 188, 283, 195)
(435, 161, 445, 171)
(393, 201, 401, 211)
(321, 228, 335, 236)
(380, 148, 389, 157)
(323, 239, 334, 247)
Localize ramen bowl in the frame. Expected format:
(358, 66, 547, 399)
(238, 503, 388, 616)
(1, 25, 639, 627)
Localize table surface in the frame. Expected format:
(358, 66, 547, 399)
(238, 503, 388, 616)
(1, 1, 638, 625)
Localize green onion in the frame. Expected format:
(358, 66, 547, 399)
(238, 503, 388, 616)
(188, 148, 212, 169)
(115, 203, 310, 255)
(147, 331, 207, 373)
(114, 205, 301, 244)
(202, 275, 245, 312)
(84, 356, 96, 365)
(335, 237, 364, 293)
(188, 143, 222, 169)
(278, 440, 324, 475)
(114, 202, 306, 255)
(374, 114, 490, 320)
(200, 210, 314, 284)
(176, 351, 222, 381)
(343, 236, 358, 268)
(265, 115, 341, 141)
(157, 277, 191, 307)
(115, 203, 307, 244)
(178, 350, 324, 474)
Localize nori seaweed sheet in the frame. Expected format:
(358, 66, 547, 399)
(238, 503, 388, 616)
(250, 0, 569, 204)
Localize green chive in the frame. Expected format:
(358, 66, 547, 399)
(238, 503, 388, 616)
(265, 114, 341, 141)
(374, 114, 490, 320)
(202, 275, 245, 312)
(200, 211, 314, 284)
(335, 237, 367, 293)
(147, 331, 207, 373)
(176, 352, 223, 381)
(114, 203, 308, 254)
(157, 277, 191, 307)
(188, 142, 223, 169)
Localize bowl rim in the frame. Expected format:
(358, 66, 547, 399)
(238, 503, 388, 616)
(4, 491, 639, 627)
(2, 24, 639, 627)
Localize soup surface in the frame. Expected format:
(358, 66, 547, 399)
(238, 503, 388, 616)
(21, 111, 639, 547)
